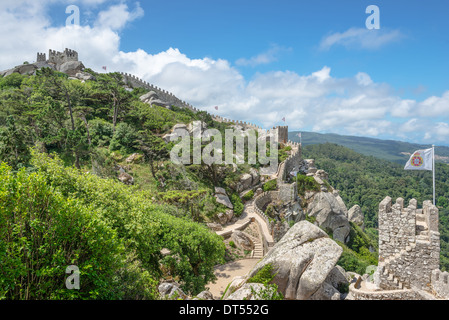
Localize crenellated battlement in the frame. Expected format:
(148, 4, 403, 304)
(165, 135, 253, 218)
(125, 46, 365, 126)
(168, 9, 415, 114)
(47, 48, 78, 65)
(432, 269, 449, 299)
(37, 52, 46, 62)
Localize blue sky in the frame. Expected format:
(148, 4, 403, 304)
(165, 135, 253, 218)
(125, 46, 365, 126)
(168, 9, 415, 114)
(1, 0, 449, 145)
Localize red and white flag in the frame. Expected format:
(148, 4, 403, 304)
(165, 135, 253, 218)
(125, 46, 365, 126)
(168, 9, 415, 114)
(282, 117, 285, 122)
(214, 106, 218, 110)
(102, 66, 107, 71)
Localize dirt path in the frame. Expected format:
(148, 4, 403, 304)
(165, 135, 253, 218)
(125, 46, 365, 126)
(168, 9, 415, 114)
(207, 259, 260, 299)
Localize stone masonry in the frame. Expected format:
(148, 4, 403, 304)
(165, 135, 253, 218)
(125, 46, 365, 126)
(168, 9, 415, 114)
(376, 196, 443, 295)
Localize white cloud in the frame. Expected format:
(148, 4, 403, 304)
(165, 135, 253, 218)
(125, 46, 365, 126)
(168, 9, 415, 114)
(417, 91, 449, 117)
(0, 1, 448, 144)
(319, 27, 404, 51)
(95, 2, 144, 30)
(236, 44, 291, 67)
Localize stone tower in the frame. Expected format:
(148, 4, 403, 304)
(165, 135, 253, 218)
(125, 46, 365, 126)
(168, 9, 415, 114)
(37, 52, 46, 62)
(376, 197, 440, 292)
(48, 48, 79, 65)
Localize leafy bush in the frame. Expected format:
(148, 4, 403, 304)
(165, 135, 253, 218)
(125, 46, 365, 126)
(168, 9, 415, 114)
(0, 73, 25, 89)
(247, 264, 276, 284)
(242, 190, 254, 201)
(0, 163, 130, 300)
(335, 239, 376, 275)
(88, 119, 113, 147)
(296, 174, 320, 196)
(263, 179, 277, 192)
(28, 151, 226, 296)
(109, 122, 137, 154)
(231, 193, 244, 217)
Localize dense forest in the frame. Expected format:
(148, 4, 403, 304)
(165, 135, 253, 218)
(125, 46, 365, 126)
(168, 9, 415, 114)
(302, 143, 449, 271)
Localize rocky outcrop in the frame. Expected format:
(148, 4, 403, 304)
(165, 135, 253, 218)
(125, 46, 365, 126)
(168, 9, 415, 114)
(158, 281, 187, 300)
(309, 265, 350, 300)
(162, 121, 208, 143)
(246, 220, 342, 300)
(307, 192, 350, 243)
(140, 91, 171, 108)
(231, 230, 254, 251)
(347, 205, 364, 229)
(226, 283, 271, 300)
(214, 187, 233, 209)
(58, 60, 85, 77)
(118, 171, 134, 185)
(194, 290, 214, 300)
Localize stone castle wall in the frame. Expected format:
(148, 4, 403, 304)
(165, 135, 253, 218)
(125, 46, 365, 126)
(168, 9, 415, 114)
(276, 142, 302, 185)
(44, 48, 79, 65)
(377, 196, 440, 292)
(119, 72, 270, 131)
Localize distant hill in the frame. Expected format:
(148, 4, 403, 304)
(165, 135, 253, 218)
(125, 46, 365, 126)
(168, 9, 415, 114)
(289, 131, 449, 164)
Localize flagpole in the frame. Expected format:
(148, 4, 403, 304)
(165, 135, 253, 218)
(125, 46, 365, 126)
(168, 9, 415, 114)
(432, 144, 435, 205)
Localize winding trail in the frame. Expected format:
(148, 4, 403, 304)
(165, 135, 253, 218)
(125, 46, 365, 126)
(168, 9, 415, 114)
(208, 141, 300, 299)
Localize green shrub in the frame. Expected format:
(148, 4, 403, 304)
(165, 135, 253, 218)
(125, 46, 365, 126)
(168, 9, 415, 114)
(0, 73, 25, 89)
(335, 239, 376, 275)
(296, 174, 320, 196)
(242, 190, 254, 201)
(28, 151, 226, 296)
(229, 241, 236, 248)
(263, 179, 277, 192)
(231, 193, 244, 217)
(89, 119, 113, 147)
(109, 122, 137, 154)
(0, 163, 129, 300)
(248, 264, 276, 285)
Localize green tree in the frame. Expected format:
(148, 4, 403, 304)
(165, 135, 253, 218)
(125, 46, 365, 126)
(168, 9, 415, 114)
(0, 116, 30, 169)
(95, 73, 132, 133)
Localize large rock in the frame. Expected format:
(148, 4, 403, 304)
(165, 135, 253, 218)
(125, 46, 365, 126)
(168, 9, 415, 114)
(215, 187, 233, 209)
(158, 281, 187, 300)
(58, 60, 85, 76)
(118, 172, 134, 185)
(75, 72, 96, 81)
(239, 173, 253, 191)
(307, 192, 350, 243)
(226, 283, 270, 300)
(215, 193, 233, 209)
(309, 281, 341, 300)
(347, 205, 364, 229)
(246, 221, 342, 300)
(231, 231, 254, 251)
(333, 190, 348, 215)
(194, 290, 214, 300)
(249, 168, 260, 186)
(222, 276, 246, 300)
(3, 63, 38, 76)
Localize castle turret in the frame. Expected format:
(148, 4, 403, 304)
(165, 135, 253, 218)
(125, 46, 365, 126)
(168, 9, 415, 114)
(37, 52, 46, 62)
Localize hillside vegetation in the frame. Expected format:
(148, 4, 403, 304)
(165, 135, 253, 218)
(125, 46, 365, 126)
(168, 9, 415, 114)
(0, 68, 285, 299)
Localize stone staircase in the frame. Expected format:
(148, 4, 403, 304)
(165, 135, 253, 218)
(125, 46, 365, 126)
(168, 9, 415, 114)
(247, 234, 264, 259)
(378, 211, 430, 290)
